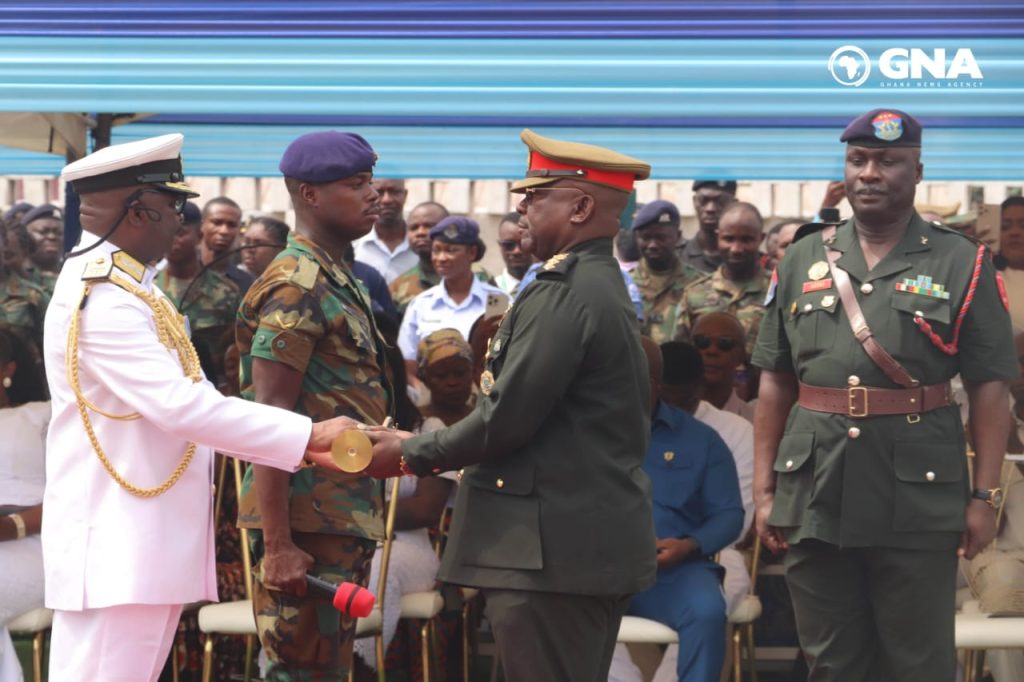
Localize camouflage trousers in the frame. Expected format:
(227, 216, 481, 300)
(249, 530, 376, 681)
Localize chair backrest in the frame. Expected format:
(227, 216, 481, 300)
(373, 477, 403, 613)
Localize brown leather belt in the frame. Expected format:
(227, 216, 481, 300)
(798, 381, 952, 418)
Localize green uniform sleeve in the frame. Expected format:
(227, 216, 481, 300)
(248, 282, 327, 374)
(956, 257, 1018, 382)
(403, 281, 591, 473)
(751, 269, 792, 372)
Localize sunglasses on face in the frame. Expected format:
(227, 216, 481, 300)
(693, 334, 738, 352)
(522, 186, 585, 206)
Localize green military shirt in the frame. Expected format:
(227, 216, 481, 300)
(752, 214, 1017, 550)
(388, 261, 493, 316)
(23, 265, 57, 302)
(402, 237, 657, 596)
(0, 270, 47, 359)
(632, 257, 703, 345)
(676, 266, 771, 356)
(236, 232, 393, 541)
(156, 267, 240, 376)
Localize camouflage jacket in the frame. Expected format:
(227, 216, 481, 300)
(389, 261, 493, 316)
(676, 266, 771, 357)
(0, 270, 47, 358)
(24, 265, 57, 302)
(632, 258, 703, 345)
(157, 266, 240, 333)
(236, 232, 393, 540)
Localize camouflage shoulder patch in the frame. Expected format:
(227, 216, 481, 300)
(537, 252, 578, 280)
(289, 254, 321, 291)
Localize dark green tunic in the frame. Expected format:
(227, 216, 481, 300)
(403, 237, 657, 596)
(752, 213, 1017, 550)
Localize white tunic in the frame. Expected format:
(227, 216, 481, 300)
(42, 240, 312, 611)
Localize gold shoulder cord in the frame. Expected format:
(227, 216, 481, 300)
(68, 277, 203, 497)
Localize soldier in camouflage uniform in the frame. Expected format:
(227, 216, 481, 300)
(155, 202, 241, 387)
(631, 200, 703, 344)
(236, 131, 394, 681)
(0, 220, 48, 362)
(676, 202, 770, 357)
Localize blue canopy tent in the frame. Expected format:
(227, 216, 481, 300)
(0, 1, 1021, 180)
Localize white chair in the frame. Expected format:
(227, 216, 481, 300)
(956, 600, 1024, 682)
(196, 457, 257, 682)
(8, 607, 52, 682)
(199, 467, 405, 682)
(616, 538, 763, 682)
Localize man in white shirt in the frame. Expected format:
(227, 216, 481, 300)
(397, 216, 506, 376)
(352, 178, 417, 282)
(494, 211, 535, 295)
(43, 134, 362, 681)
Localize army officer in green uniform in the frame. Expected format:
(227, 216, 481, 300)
(752, 108, 1017, 681)
(366, 129, 657, 682)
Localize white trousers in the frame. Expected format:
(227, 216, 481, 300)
(49, 604, 182, 682)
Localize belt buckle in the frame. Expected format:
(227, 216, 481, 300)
(848, 386, 869, 418)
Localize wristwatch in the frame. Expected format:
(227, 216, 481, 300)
(971, 488, 1004, 509)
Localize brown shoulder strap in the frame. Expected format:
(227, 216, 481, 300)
(821, 227, 919, 388)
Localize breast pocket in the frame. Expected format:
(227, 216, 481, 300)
(790, 291, 840, 360)
(650, 455, 697, 512)
(890, 290, 952, 325)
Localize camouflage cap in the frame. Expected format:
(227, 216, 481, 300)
(511, 129, 651, 194)
(417, 328, 473, 370)
(841, 108, 922, 148)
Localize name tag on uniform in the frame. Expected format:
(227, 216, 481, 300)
(802, 279, 833, 293)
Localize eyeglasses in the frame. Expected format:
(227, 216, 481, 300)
(497, 239, 522, 251)
(522, 186, 585, 206)
(693, 334, 738, 352)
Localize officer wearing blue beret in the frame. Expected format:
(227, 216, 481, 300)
(752, 109, 1017, 681)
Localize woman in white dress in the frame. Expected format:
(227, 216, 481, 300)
(0, 325, 50, 682)
(354, 329, 474, 674)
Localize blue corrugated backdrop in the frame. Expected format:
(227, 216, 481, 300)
(0, 1, 1020, 179)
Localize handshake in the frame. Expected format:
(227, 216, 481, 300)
(302, 416, 415, 479)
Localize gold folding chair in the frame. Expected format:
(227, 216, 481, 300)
(197, 456, 257, 682)
(8, 607, 52, 682)
(725, 536, 763, 682)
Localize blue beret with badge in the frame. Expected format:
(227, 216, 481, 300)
(429, 216, 486, 261)
(632, 199, 680, 231)
(840, 108, 922, 148)
(278, 131, 377, 182)
(692, 180, 737, 193)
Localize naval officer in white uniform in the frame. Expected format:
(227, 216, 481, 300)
(42, 134, 365, 681)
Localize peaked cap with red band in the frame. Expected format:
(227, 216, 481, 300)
(510, 129, 651, 194)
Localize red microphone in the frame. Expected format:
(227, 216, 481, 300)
(305, 574, 375, 617)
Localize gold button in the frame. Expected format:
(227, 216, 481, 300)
(785, 460, 794, 470)
(860, 282, 874, 294)
(926, 471, 936, 482)
(457, 468, 465, 481)
(664, 451, 675, 462)
(803, 303, 813, 312)
(848, 375, 861, 387)
(848, 427, 861, 439)
(496, 478, 504, 488)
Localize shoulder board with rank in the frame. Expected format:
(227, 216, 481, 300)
(81, 255, 114, 281)
(537, 252, 578, 280)
(793, 221, 841, 245)
(929, 220, 984, 246)
(289, 255, 320, 291)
